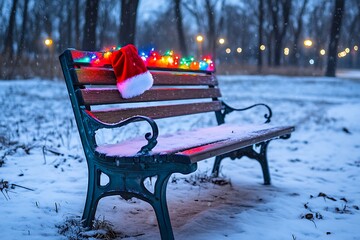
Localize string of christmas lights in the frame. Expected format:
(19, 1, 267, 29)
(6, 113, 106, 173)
(71, 46, 215, 72)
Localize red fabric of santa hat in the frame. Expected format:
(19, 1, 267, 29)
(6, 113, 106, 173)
(111, 44, 153, 99)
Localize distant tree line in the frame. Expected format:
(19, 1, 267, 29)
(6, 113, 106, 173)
(0, 0, 359, 79)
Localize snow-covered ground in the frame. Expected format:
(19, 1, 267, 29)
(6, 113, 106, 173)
(0, 75, 359, 240)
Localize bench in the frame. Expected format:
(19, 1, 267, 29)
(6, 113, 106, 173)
(59, 49, 294, 239)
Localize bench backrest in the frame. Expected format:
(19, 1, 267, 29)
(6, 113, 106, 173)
(60, 49, 223, 125)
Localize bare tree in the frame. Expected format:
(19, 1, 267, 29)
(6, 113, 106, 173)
(30, 1, 46, 55)
(183, 0, 226, 58)
(17, 0, 29, 59)
(221, 4, 249, 63)
(75, 0, 81, 49)
(83, 0, 100, 50)
(205, 0, 226, 58)
(262, 1, 275, 66)
(3, 0, 19, 60)
(340, 0, 360, 68)
(257, 0, 264, 68)
(137, 7, 180, 52)
(289, 0, 308, 65)
(325, 0, 345, 77)
(356, 2, 360, 68)
(58, 3, 67, 52)
(119, 0, 139, 46)
(183, 1, 205, 31)
(306, 1, 332, 69)
(0, 1, 6, 28)
(174, 0, 188, 56)
(66, 2, 73, 48)
(98, 0, 119, 48)
(270, 0, 291, 66)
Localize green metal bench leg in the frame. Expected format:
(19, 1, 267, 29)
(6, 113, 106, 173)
(211, 142, 271, 185)
(82, 166, 101, 228)
(256, 141, 271, 185)
(211, 155, 223, 177)
(150, 174, 174, 240)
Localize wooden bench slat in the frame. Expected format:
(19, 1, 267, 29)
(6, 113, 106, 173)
(80, 88, 221, 105)
(90, 101, 222, 123)
(153, 72, 217, 86)
(74, 68, 115, 85)
(179, 126, 295, 163)
(73, 68, 217, 86)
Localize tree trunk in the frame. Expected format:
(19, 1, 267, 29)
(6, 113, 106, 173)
(325, 0, 345, 77)
(67, 2, 73, 48)
(174, 0, 188, 56)
(0, 1, 5, 24)
(270, 0, 279, 66)
(204, 0, 225, 59)
(257, 0, 264, 68)
(75, 0, 81, 49)
(98, 3, 111, 48)
(3, 0, 19, 60)
(58, 4, 66, 52)
(267, 31, 273, 66)
(357, 2, 360, 68)
(344, 4, 358, 68)
(271, 0, 291, 66)
(182, 1, 204, 34)
(291, 0, 308, 65)
(82, 0, 100, 50)
(119, 0, 139, 46)
(17, 0, 29, 59)
(205, 0, 216, 58)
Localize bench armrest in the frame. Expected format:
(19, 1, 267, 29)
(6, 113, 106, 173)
(221, 101, 272, 124)
(82, 110, 158, 155)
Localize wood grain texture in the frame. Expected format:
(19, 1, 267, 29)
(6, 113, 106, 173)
(90, 101, 223, 123)
(73, 68, 217, 86)
(80, 88, 221, 105)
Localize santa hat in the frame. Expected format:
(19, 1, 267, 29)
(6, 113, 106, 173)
(111, 44, 153, 99)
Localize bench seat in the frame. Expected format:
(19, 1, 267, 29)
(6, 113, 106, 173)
(96, 124, 294, 163)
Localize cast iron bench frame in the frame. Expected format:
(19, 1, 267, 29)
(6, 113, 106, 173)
(59, 49, 294, 239)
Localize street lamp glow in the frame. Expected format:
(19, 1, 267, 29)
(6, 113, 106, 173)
(44, 38, 53, 46)
(284, 47, 289, 55)
(260, 45, 266, 51)
(225, 48, 231, 54)
(345, 48, 350, 53)
(236, 47, 242, 53)
(320, 49, 326, 55)
(309, 59, 314, 65)
(354, 45, 359, 51)
(304, 39, 313, 47)
(218, 38, 225, 44)
(196, 35, 204, 43)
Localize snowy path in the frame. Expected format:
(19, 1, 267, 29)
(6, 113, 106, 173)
(0, 75, 359, 240)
